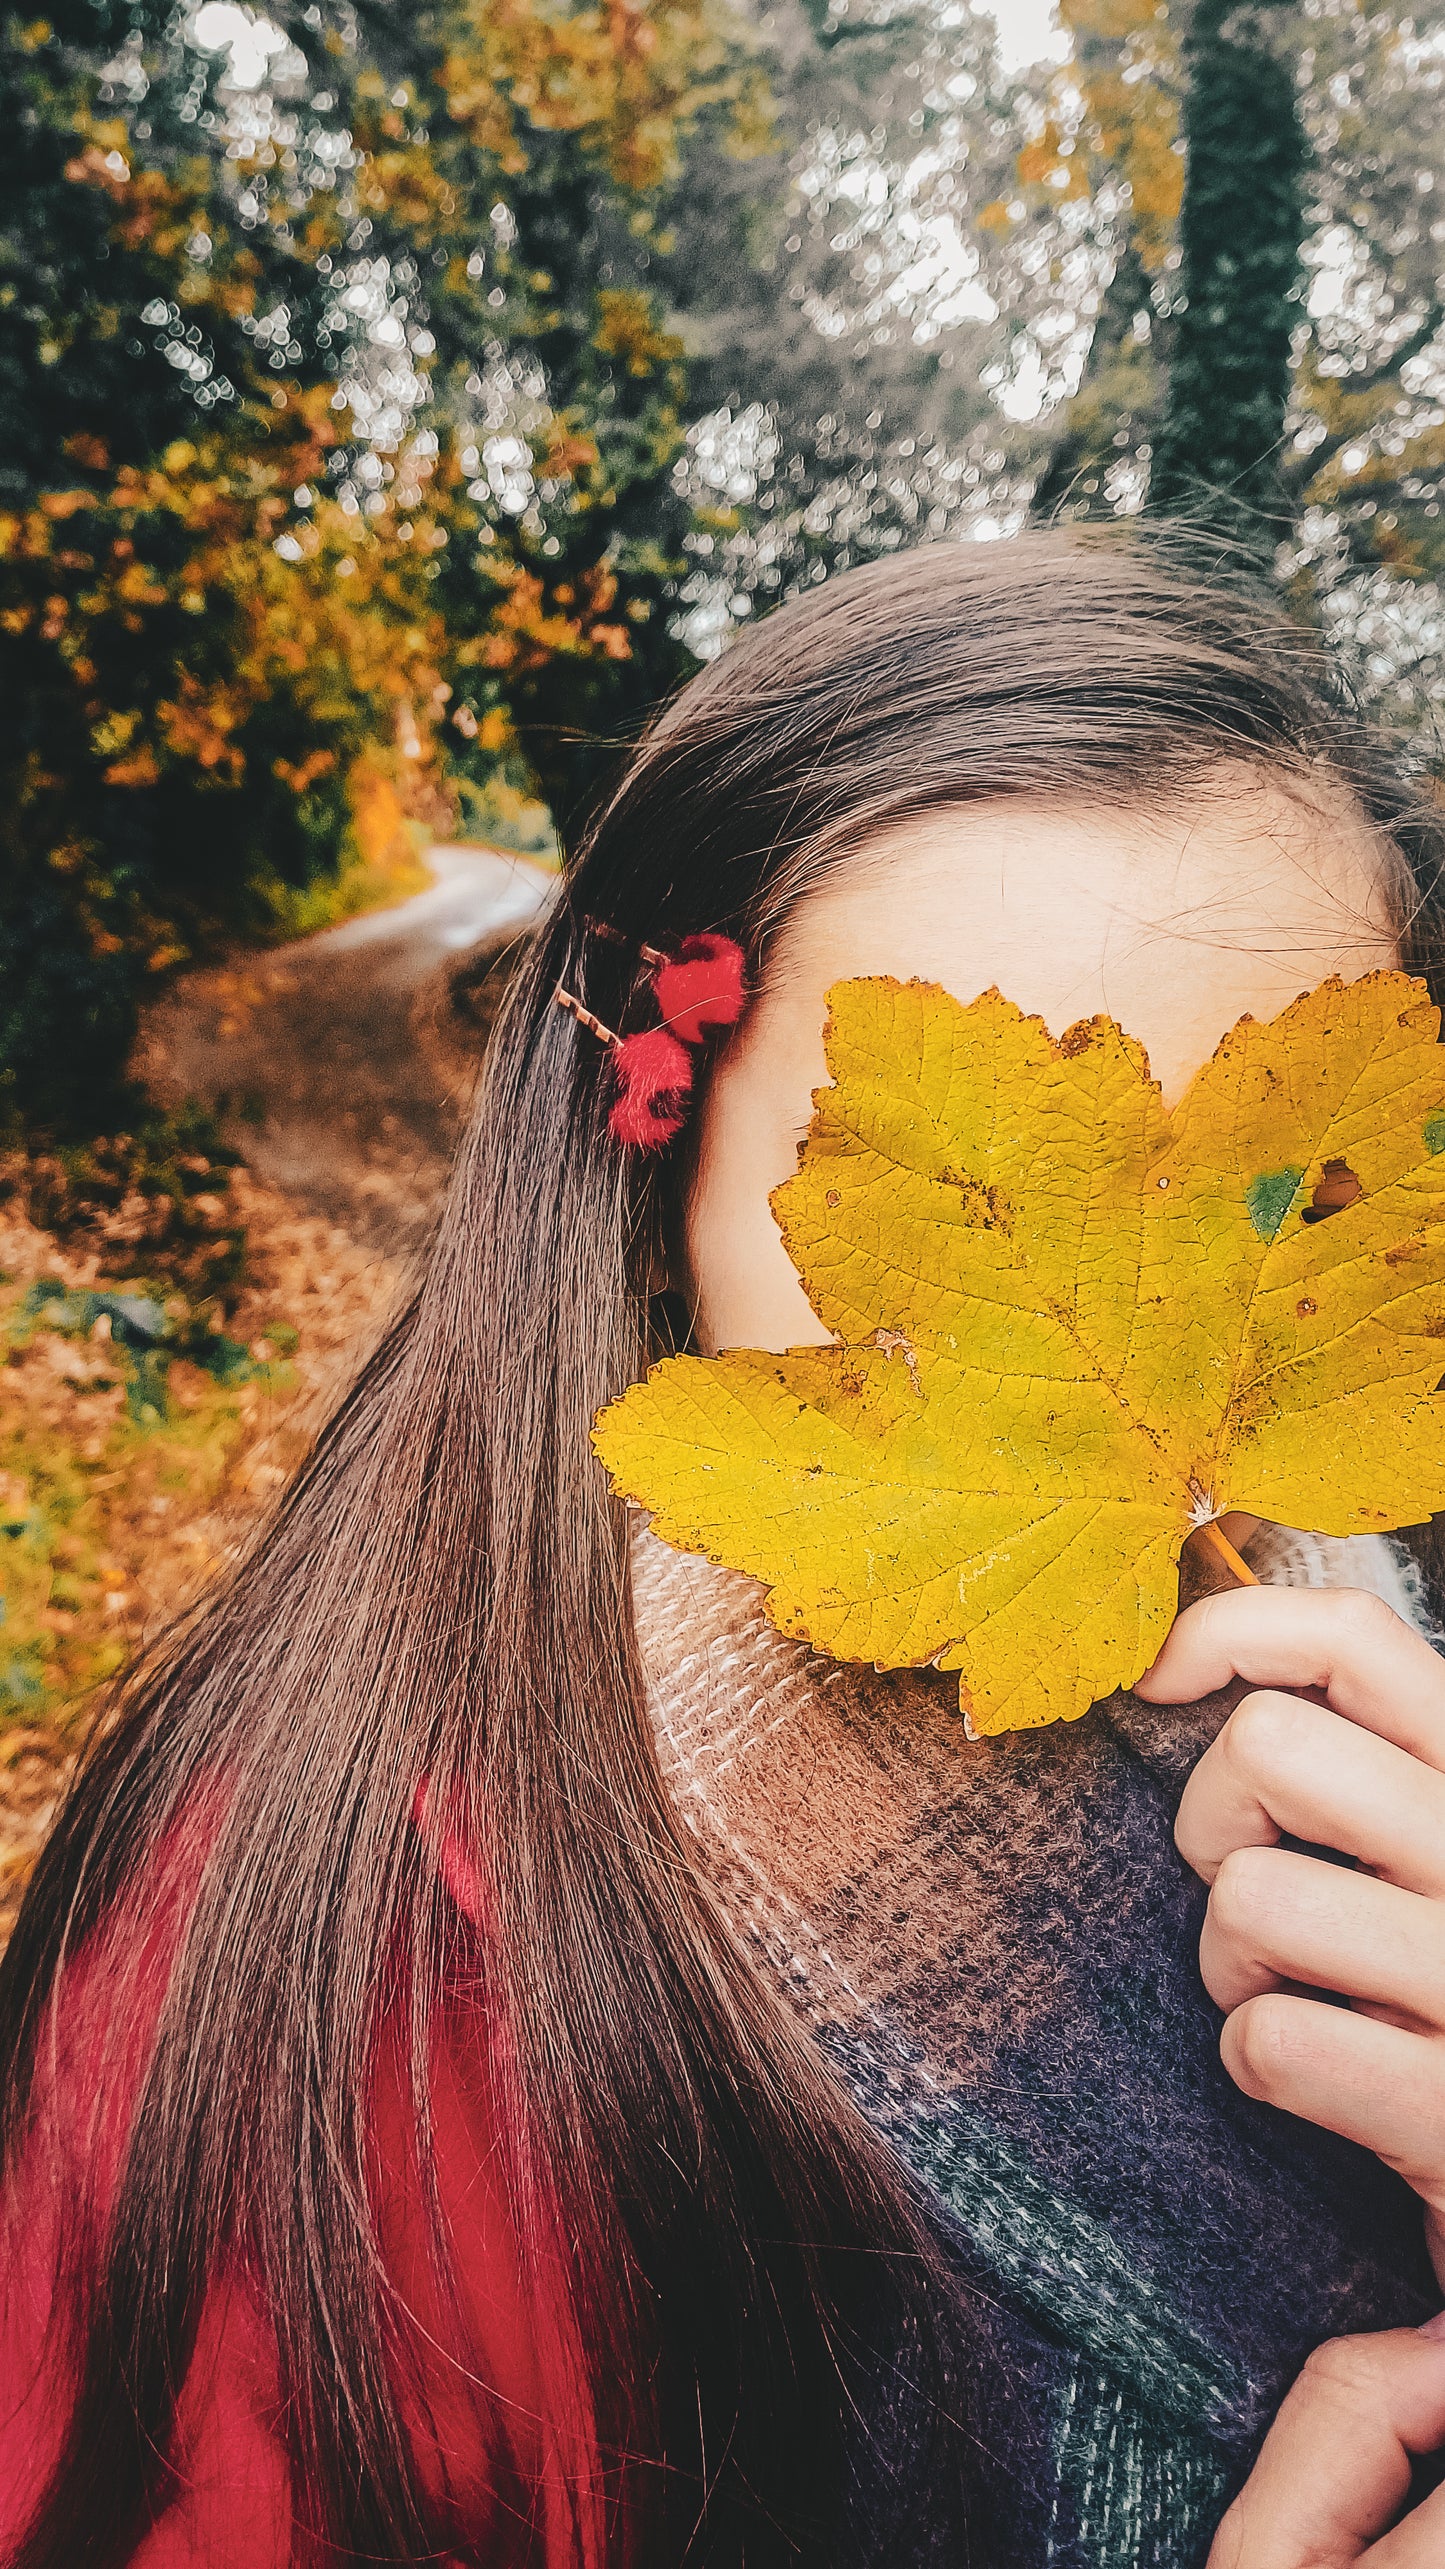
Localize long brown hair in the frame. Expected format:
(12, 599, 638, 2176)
(5, 528, 1445, 2568)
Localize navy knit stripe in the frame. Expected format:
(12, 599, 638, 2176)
(822, 2021, 1251, 2440)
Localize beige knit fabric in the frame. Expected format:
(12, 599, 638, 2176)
(632, 1516, 1434, 2073)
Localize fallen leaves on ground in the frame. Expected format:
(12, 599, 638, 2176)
(0, 1163, 400, 1939)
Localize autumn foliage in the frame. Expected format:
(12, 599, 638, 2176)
(0, 0, 756, 1129)
(7, 0, 1444, 1136)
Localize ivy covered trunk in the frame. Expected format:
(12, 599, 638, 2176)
(1148, 0, 1309, 548)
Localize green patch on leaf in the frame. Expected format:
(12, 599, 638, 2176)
(1424, 1111, 1445, 1155)
(1246, 1166, 1305, 1242)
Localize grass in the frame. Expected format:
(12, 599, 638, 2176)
(453, 774, 559, 862)
(255, 818, 434, 942)
(0, 1287, 289, 1717)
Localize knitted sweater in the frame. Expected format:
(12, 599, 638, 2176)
(634, 1521, 1443, 2569)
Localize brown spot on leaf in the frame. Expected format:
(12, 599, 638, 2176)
(1385, 1238, 1425, 1266)
(1296, 1297, 1316, 1318)
(940, 1166, 1013, 1230)
(946, 1175, 1014, 1233)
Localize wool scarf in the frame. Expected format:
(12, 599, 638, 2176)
(634, 1520, 1442, 2569)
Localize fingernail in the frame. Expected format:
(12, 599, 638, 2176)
(1417, 2310, 1445, 2340)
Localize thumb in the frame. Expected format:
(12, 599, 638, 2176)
(1209, 2328, 1445, 2569)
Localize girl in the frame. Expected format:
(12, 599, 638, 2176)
(7, 529, 1445, 2567)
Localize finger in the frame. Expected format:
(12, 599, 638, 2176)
(1201, 1848, 1445, 2022)
(1176, 1690, 1445, 1896)
(1207, 2330, 1445, 2569)
(1372, 2478, 1445, 2566)
(1136, 1587, 1445, 1770)
(1219, 1993, 1445, 2200)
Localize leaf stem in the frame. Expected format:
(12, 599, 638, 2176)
(1196, 1518, 1259, 1588)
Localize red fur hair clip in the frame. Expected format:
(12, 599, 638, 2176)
(555, 931, 748, 1150)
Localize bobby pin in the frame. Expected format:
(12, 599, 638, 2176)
(554, 984, 616, 1045)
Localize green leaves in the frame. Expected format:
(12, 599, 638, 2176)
(14, 1280, 270, 1426)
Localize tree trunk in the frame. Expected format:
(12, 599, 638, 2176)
(1147, 0, 1308, 551)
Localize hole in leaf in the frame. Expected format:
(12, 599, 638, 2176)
(1300, 1157, 1362, 1224)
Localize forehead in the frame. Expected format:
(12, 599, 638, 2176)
(762, 773, 1399, 1104)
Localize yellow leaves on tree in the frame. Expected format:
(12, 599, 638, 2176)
(1020, 0, 1181, 272)
(592, 286, 684, 378)
(3, 390, 450, 820)
(471, 557, 633, 670)
(595, 973, 1445, 1737)
(443, 0, 763, 191)
(1289, 342, 1445, 584)
(62, 117, 215, 264)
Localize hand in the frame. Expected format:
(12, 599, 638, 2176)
(1209, 2325, 1445, 2566)
(1136, 1584, 1445, 2284)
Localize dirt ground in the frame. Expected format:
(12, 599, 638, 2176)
(137, 843, 550, 1251)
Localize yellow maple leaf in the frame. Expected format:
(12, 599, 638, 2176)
(593, 972, 1445, 1736)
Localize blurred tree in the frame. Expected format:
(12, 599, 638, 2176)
(1018, 0, 1181, 520)
(1280, 0, 1445, 729)
(377, 0, 772, 822)
(648, 0, 1055, 652)
(1146, 0, 1308, 543)
(0, 0, 758, 1126)
(1016, 0, 1445, 716)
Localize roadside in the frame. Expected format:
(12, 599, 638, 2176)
(137, 844, 552, 1250)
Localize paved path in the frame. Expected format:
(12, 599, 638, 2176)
(140, 845, 553, 1253)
